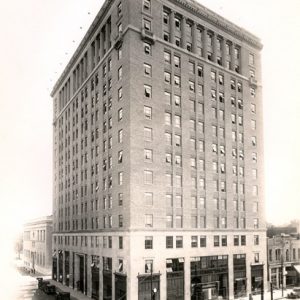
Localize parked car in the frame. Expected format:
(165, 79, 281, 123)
(56, 291, 71, 300)
(44, 284, 56, 295)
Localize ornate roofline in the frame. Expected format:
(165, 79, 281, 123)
(51, 0, 114, 97)
(168, 0, 263, 50)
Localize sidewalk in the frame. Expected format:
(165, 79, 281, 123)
(48, 279, 91, 300)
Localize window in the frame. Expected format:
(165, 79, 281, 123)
(118, 193, 123, 206)
(191, 216, 197, 228)
(165, 91, 171, 105)
(254, 235, 259, 245)
(221, 235, 227, 246)
(176, 215, 182, 228)
(145, 236, 153, 249)
(210, 71, 216, 82)
(174, 55, 180, 68)
(164, 71, 171, 84)
(118, 108, 123, 121)
(143, 19, 151, 31)
(191, 236, 198, 248)
(175, 17, 181, 29)
(253, 185, 258, 196)
(118, 66, 122, 80)
(234, 235, 239, 246)
(166, 174, 172, 186)
(118, 87, 123, 101)
(165, 132, 172, 145)
(144, 85, 152, 98)
(163, 11, 169, 24)
(175, 135, 181, 146)
(144, 127, 152, 141)
(174, 115, 181, 128)
(254, 218, 259, 228)
(174, 75, 180, 87)
(189, 61, 195, 74)
(254, 253, 259, 263)
(144, 192, 153, 206)
(143, 0, 151, 11)
(214, 236, 220, 247)
(145, 214, 153, 227)
(199, 178, 205, 190)
(200, 236, 206, 247)
(166, 215, 173, 228)
(176, 236, 183, 248)
(117, 2, 122, 16)
(200, 216, 206, 228)
(219, 74, 224, 85)
(166, 194, 172, 207)
(144, 170, 153, 184)
(165, 112, 171, 126)
(119, 215, 123, 227)
(144, 63, 152, 76)
(166, 236, 173, 248)
(174, 95, 181, 106)
(118, 172, 123, 185)
(175, 195, 182, 208)
(175, 175, 182, 187)
(118, 150, 123, 163)
(144, 149, 153, 162)
(249, 53, 255, 65)
(189, 81, 195, 92)
(164, 51, 171, 64)
(250, 88, 256, 97)
(144, 106, 152, 119)
(145, 260, 153, 274)
(197, 65, 203, 77)
(118, 129, 123, 143)
(144, 42, 151, 55)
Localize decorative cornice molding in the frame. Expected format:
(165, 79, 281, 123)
(51, 0, 114, 97)
(167, 0, 263, 50)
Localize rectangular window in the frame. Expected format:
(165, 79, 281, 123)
(144, 149, 153, 162)
(118, 215, 123, 227)
(144, 127, 152, 141)
(144, 170, 153, 184)
(144, 42, 151, 55)
(174, 55, 180, 68)
(166, 215, 173, 228)
(164, 51, 171, 64)
(145, 236, 153, 249)
(166, 236, 173, 248)
(176, 215, 182, 228)
(145, 214, 153, 227)
(221, 235, 227, 246)
(144, 84, 152, 98)
(144, 192, 153, 206)
(214, 236, 220, 247)
(191, 236, 198, 248)
(164, 71, 171, 84)
(200, 236, 206, 247)
(176, 236, 183, 248)
(144, 63, 152, 76)
(241, 235, 246, 246)
(254, 235, 259, 245)
(144, 106, 152, 119)
(234, 235, 239, 246)
(165, 91, 171, 105)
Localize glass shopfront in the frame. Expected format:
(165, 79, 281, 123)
(251, 264, 263, 294)
(91, 255, 100, 300)
(167, 258, 184, 300)
(115, 273, 127, 300)
(103, 257, 112, 300)
(138, 274, 160, 300)
(191, 255, 228, 300)
(233, 254, 246, 298)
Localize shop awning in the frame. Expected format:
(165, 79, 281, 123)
(293, 265, 300, 274)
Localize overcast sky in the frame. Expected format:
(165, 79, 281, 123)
(0, 0, 300, 241)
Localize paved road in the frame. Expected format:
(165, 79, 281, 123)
(15, 269, 56, 300)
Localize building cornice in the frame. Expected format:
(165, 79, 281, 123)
(50, 0, 115, 97)
(167, 0, 263, 50)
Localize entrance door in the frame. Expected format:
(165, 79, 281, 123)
(79, 256, 84, 293)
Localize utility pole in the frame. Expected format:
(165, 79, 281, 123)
(150, 264, 153, 300)
(270, 282, 273, 300)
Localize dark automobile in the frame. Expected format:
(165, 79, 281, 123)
(44, 284, 56, 295)
(56, 291, 71, 300)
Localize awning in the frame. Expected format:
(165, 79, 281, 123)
(293, 265, 300, 274)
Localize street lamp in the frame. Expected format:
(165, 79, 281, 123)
(152, 287, 157, 300)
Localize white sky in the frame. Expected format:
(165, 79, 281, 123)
(0, 0, 299, 243)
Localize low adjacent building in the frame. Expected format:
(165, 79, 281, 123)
(268, 235, 300, 288)
(23, 215, 53, 275)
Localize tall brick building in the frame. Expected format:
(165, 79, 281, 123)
(51, 0, 266, 299)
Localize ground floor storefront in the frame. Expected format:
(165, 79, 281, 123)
(269, 264, 300, 289)
(53, 250, 266, 300)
